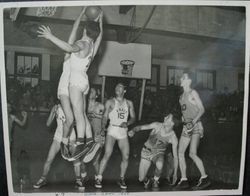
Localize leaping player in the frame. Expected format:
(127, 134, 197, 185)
(37, 7, 103, 160)
(128, 113, 178, 190)
(95, 83, 136, 189)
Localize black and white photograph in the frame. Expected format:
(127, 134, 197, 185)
(0, 1, 249, 195)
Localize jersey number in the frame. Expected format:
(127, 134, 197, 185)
(118, 112, 125, 119)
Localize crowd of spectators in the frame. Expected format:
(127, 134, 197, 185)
(124, 84, 244, 123)
(6, 77, 244, 123)
(6, 78, 56, 114)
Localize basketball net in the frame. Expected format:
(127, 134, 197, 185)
(36, 7, 57, 17)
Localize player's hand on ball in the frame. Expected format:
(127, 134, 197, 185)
(128, 130, 135, 137)
(120, 122, 128, 128)
(95, 9, 103, 22)
(37, 25, 53, 39)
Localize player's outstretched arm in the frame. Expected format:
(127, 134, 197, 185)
(68, 7, 87, 45)
(63, 7, 87, 60)
(128, 122, 159, 137)
(37, 25, 81, 53)
(93, 11, 103, 57)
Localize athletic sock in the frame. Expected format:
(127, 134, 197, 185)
(41, 175, 46, 180)
(200, 175, 208, 179)
(76, 177, 81, 181)
(76, 138, 85, 144)
(96, 175, 102, 181)
(154, 176, 160, 181)
(143, 177, 148, 183)
(86, 137, 94, 143)
(81, 172, 87, 179)
(62, 138, 68, 145)
(180, 177, 188, 181)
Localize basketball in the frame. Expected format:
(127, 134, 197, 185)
(85, 6, 102, 20)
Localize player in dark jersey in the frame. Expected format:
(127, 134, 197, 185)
(128, 114, 178, 190)
(79, 87, 105, 185)
(176, 72, 211, 190)
(7, 103, 27, 156)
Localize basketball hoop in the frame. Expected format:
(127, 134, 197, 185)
(120, 60, 135, 76)
(36, 7, 57, 17)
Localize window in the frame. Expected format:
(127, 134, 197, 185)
(146, 64, 160, 92)
(196, 69, 216, 90)
(14, 52, 41, 87)
(167, 66, 188, 86)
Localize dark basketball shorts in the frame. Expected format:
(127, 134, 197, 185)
(141, 146, 164, 163)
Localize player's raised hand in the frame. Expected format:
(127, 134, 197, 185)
(37, 25, 53, 39)
(95, 10, 103, 22)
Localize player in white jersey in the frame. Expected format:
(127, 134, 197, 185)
(37, 7, 103, 160)
(176, 72, 210, 190)
(33, 104, 84, 190)
(95, 83, 136, 189)
(55, 8, 85, 160)
(128, 114, 178, 190)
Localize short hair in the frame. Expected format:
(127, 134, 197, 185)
(164, 113, 180, 128)
(183, 71, 195, 82)
(116, 82, 127, 91)
(83, 21, 100, 42)
(90, 87, 100, 96)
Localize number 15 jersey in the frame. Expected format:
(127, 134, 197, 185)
(109, 98, 129, 126)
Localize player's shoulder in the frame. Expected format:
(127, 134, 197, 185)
(125, 99, 133, 106)
(106, 98, 115, 106)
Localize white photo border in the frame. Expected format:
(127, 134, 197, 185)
(0, 1, 249, 196)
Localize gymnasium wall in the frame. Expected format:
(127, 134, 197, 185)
(3, 19, 245, 93)
(153, 58, 244, 93)
(22, 6, 245, 41)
